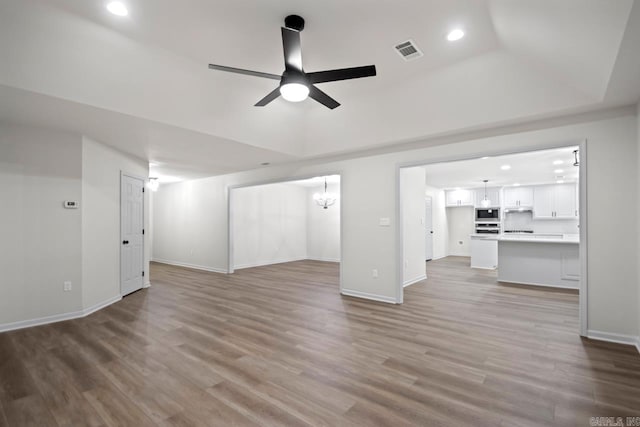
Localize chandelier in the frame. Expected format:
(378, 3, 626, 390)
(313, 177, 337, 209)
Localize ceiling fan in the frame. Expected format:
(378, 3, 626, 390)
(208, 15, 377, 109)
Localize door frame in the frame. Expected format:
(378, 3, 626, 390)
(227, 171, 343, 293)
(395, 139, 588, 337)
(120, 171, 146, 297)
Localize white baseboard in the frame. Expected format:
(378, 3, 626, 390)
(83, 295, 122, 317)
(429, 255, 447, 261)
(498, 279, 579, 290)
(0, 294, 122, 333)
(143, 281, 151, 288)
(403, 274, 427, 287)
(307, 257, 341, 263)
(341, 289, 398, 304)
(152, 258, 228, 274)
(234, 257, 308, 270)
(587, 330, 640, 348)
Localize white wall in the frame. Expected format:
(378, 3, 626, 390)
(232, 183, 308, 269)
(637, 102, 640, 347)
(425, 185, 449, 260)
(151, 113, 638, 338)
(447, 206, 475, 256)
(401, 167, 426, 285)
(152, 178, 228, 272)
(82, 137, 150, 309)
(306, 182, 341, 262)
(0, 124, 82, 325)
(504, 211, 579, 234)
(0, 126, 149, 330)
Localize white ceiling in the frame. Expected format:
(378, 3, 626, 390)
(0, 0, 639, 180)
(423, 146, 580, 189)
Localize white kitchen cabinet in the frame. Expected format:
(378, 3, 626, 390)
(533, 184, 577, 219)
(555, 184, 577, 218)
(474, 187, 501, 207)
(503, 186, 534, 208)
(445, 189, 473, 207)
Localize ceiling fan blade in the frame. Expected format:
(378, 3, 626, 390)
(309, 85, 340, 109)
(281, 27, 303, 71)
(255, 87, 282, 107)
(208, 64, 281, 80)
(307, 65, 377, 84)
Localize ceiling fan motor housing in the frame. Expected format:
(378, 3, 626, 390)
(281, 69, 308, 86)
(284, 15, 305, 32)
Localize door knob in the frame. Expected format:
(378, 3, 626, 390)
(122, 240, 129, 245)
(430, 231, 434, 234)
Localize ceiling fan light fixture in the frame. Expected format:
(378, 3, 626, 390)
(280, 83, 309, 102)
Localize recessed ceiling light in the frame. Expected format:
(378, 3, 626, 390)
(557, 180, 565, 184)
(447, 29, 465, 42)
(553, 160, 564, 165)
(513, 183, 520, 187)
(501, 165, 511, 170)
(480, 156, 489, 160)
(107, 2, 128, 16)
(554, 169, 564, 174)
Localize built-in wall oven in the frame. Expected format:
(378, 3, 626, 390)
(475, 223, 501, 234)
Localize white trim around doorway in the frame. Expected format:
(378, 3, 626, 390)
(395, 139, 589, 337)
(226, 172, 344, 294)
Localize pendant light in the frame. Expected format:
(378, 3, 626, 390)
(313, 177, 337, 209)
(481, 179, 491, 207)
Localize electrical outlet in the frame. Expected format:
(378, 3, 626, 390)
(372, 269, 378, 278)
(63, 281, 72, 292)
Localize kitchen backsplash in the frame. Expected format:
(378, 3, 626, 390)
(503, 211, 579, 234)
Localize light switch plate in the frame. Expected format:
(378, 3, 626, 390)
(379, 218, 390, 226)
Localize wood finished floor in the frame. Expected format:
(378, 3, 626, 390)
(1, 257, 639, 426)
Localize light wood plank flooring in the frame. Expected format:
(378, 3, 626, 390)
(1, 257, 639, 426)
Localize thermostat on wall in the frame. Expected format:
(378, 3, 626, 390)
(63, 201, 79, 209)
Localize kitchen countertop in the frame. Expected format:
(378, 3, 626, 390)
(470, 233, 579, 244)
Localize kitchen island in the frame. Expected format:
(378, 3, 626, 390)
(497, 234, 580, 289)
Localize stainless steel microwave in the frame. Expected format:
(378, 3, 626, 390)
(475, 208, 500, 222)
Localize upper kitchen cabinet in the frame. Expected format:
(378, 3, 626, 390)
(503, 186, 533, 208)
(533, 184, 577, 219)
(445, 189, 474, 207)
(474, 187, 501, 207)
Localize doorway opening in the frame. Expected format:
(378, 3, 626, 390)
(398, 143, 587, 336)
(228, 174, 342, 291)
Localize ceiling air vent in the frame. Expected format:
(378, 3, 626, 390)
(394, 39, 423, 61)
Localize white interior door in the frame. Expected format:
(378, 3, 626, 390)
(121, 174, 144, 296)
(425, 196, 433, 261)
